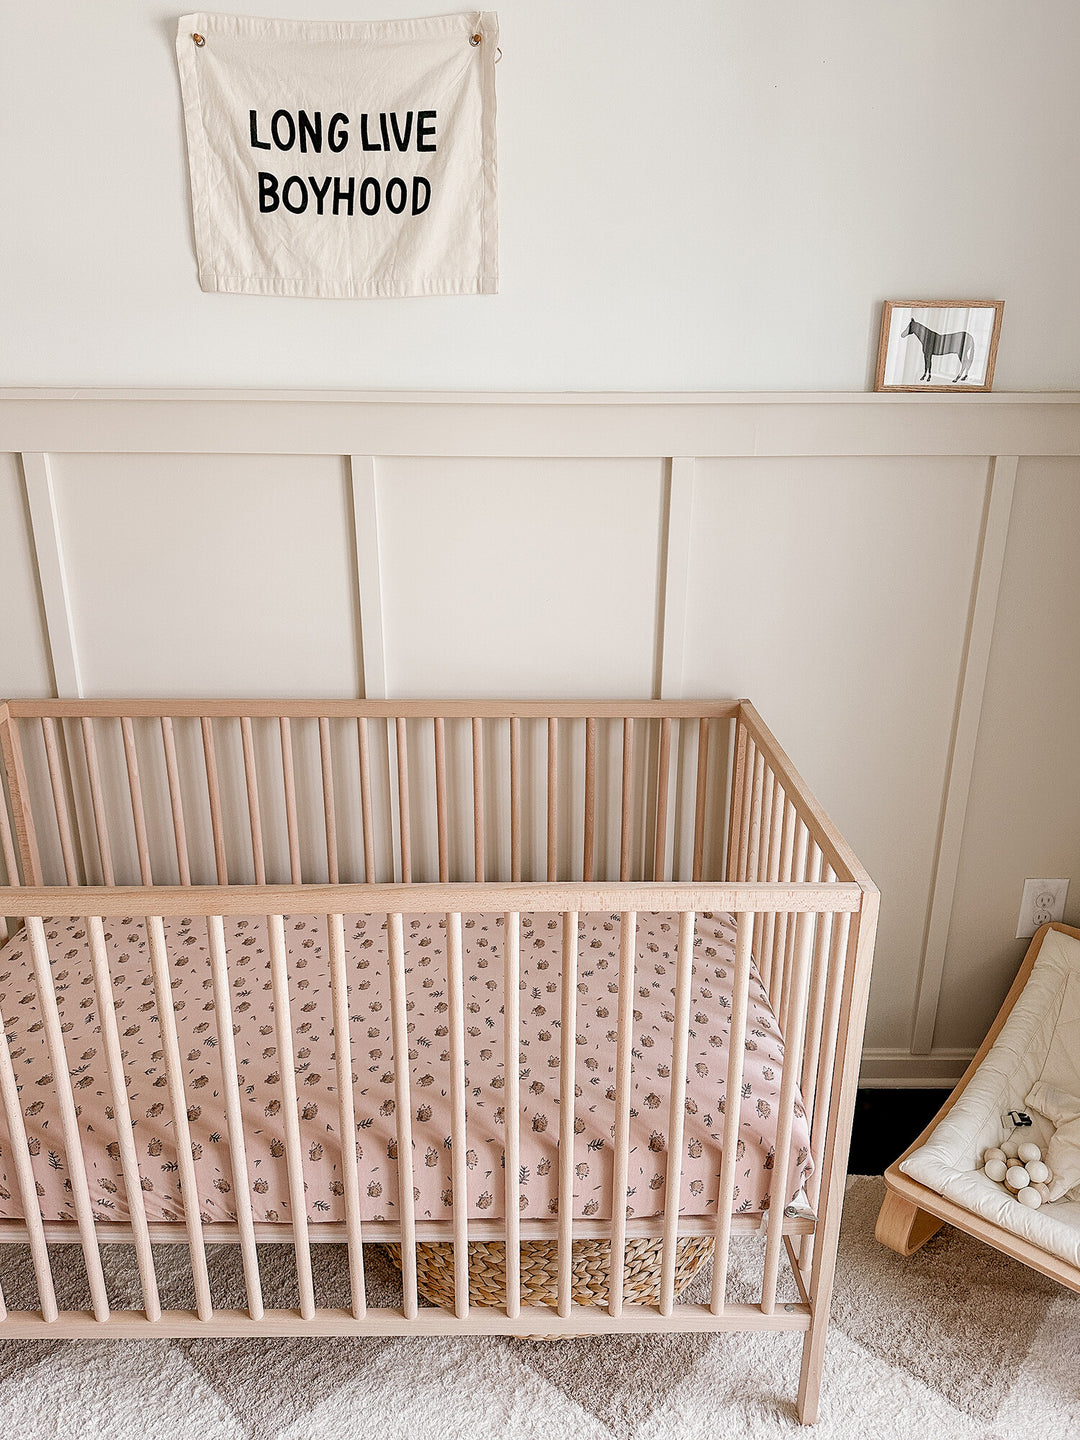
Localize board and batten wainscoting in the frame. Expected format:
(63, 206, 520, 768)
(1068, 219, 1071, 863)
(2, 389, 1079, 1081)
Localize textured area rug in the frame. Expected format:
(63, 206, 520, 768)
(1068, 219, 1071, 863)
(1, 1178, 1079, 1438)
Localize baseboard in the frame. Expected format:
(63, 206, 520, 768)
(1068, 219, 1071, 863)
(858, 1047, 975, 1088)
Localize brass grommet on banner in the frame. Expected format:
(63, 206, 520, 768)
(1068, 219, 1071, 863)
(192, 32, 205, 46)
(469, 33, 481, 46)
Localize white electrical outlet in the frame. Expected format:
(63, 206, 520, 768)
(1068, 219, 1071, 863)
(1016, 878, 1069, 939)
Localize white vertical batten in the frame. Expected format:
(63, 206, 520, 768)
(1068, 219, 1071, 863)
(20, 452, 82, 698)
(657, 456, 695, 702)
(350, 455, 387, 699)
(911, 454, 1018, 1054)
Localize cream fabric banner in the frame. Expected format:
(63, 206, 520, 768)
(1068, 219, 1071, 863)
(176, 11, 498, 297)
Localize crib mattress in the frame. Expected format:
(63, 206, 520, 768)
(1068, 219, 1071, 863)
(0, 910, 813, 1228)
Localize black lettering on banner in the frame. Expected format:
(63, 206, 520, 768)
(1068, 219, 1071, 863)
(271, 109, 296, 150)
(297, 111, 323, 154)
(249, 111, 271, 150)
(412, 175, 431, 214)
(384, 176, 407, 214)
(328, 113, 350, 153)
(417, 111, 437, 151)
(258, 172, 280, 212)
(378, 113, 391, 151)
(309, 175, 333, 215)
(332, 176, 356, 216)
(360, 114, 381, 151)
(281, 176, 308, 213)
(388, 113, 413, 151)
(359, 176, 381, 216)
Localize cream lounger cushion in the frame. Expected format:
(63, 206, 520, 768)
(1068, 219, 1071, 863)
(900, 927, 1080, 1270)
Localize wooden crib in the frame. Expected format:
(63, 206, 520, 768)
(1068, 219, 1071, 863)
(0, 697, 877, 1425)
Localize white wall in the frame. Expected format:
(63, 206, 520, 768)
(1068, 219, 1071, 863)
(2, 2, 1080, 390)
(3, 3, 1080, 1082)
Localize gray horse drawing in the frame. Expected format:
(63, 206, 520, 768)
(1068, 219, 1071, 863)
(901, 317, 975, 382)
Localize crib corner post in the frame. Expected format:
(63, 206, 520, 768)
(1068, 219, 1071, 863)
(0, 706, 42, 884)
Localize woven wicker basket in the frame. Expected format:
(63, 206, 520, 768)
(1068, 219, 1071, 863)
(385, 1235, 714, 1310)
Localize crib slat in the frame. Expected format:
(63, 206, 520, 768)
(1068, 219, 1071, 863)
(160, 717, 192, 886)
(620, 719, 634, 882)
(445, 911, 469, 1318)
(745, 747, 765, 886)
(434, 717, 449, 883)
(761, 909, 815, 1313)
(395, 717, 411, 884)
(510, 717, 521, 883)
(711, 911, 754, 1315)
(472, 718, 485, 883)
(87, 916, 161, 1321)
(778, 821, 811, 1033)
(806, 910, 851, 1212)
(267, 913, 316, 1320)
(0, 988, 58, 1320)
(653, 717, 672, 882)
(279, 717, 303, 885)
(357, 718, 376, 884)
(328, 911, 365, 1317)
(753, 767, 776, 966)
(201, 717, 229, 885)
(800, 859, 832, 1121)
(760, 779, 786, 994)
(146, 914, 212, 1320)
(547, 718, 558, 881)
(767, 798, 797, 1009)
(557, 910, 579, 1318)
(660, 910, 696, 1315)
(0, 753, 21, 888)
(503, 910, 521, 1316)
(206, 914, 264, 1321)
(608, 911, 637, 1317)
(692, 718, 709, 883)
(240, 717, 266, 885)
(41, 717, 78, 884)
(319, 718, 339, 885)
(583, 718, 596, 882)
(121, 717, 153, 886)
(387, 911, 418, 1319)
(26, 916, 110, 1321)
(80, 717, 114, 886)
(726, 721, 749, 883)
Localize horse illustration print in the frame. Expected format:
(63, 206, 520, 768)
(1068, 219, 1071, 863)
(902, 316, 976, 383)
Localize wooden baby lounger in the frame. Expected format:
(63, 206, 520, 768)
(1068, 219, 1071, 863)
(877, 922, 1080, 1293)
(0, 698, 879, 1425)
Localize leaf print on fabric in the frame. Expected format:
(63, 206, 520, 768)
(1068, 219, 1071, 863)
(0, 909, 813, 1227)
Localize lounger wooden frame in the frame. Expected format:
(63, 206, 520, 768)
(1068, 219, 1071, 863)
(876, 921, 1080, 1295)
(0, 697, 878, 1425)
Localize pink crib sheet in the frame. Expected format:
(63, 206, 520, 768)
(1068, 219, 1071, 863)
(0, 910, 813, 1227)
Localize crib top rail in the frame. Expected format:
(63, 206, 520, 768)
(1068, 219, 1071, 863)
(1, 699, 742, 722)
(0, 878, 866, 919)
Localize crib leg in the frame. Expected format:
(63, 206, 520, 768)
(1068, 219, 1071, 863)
(796, 1311, 826, 1425)
(874, 1190, 944, 1257)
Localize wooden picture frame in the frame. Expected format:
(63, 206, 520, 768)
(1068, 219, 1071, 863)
(874, 299, 1004, 392)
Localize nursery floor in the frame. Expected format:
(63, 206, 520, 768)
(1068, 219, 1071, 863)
(1, 1177, 1078, 1439)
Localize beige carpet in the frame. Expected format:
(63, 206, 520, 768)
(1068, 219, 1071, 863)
(1, 1178, 1078, 1438)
